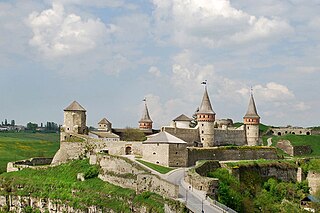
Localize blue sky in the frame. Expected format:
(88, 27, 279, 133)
(0, 0, 319, 128)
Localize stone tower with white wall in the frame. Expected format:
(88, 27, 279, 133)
(243, 94, 260, 146)
(197, 86, 216, 147)
(139, 99, 153, 130)
(61, 101, 88, 141)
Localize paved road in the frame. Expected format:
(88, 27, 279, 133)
(267, 137, 272, 146)
(166, 168, 223, 213)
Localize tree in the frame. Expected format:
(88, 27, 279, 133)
(26, 122, 38, 132)
(4, 119, 7, 126)
(123, 127, 146, 141)
(189, 107, 199, 128)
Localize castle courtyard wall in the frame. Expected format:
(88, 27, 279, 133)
(213, 129, 246, 146)
(161, 126, 199, 146)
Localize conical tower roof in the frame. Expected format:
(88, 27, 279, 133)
(197, 87, 215, 114)
(139, 101, 153, 123)
(244, 94, 260, 118)
(98, 118, 111, 124)
(64, 101, 86, 112)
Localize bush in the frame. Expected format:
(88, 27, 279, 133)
(84, 166, 99, 179)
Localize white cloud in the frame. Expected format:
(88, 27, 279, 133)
(27, 3, 109, 57)
(152, 0, 292, 47)
(148, 66, 161, 77)
(253, 82, 294, 102)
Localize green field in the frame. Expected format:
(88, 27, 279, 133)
(0, 159, 183, 212)
(136, 159, 174, 174)
(0, 132, 60, 174)
(265, 135, 320, 157)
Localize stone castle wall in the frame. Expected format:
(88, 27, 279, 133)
(231, 163, 298, 182)
(161, 126, 199, 146)
(187, 147, 278, 166)
(7, 157, 53, 172)
(52, 136, 143, 165)
(168, 144, 188, 167)
(95, 155, 179, 199)
(213, 129, 246, 146)
(270, 127, 311, 136)
(307, 171, 320, 195)
(185, 161, 220, 195)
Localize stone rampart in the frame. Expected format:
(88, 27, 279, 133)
(187, 147, 278, 166)
(195, 160, 221, 176)
(52, 135, 143, 165)
(213, 129, 246, 146)
(185, 170, 219, 196)
(271, 127, 311, 136)
(307, 171, 320, 195)
(230, 163, 298, 182)
(7, 158, 53, 172)
(95, 154, 179, 199)
(293, 145, 312, 156)
(137, 174, 179, 199)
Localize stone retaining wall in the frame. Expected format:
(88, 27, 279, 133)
(187, 147, 278, 166)
(7, 157, 53, 172)
(95, 155, 179, 199)
(307, 171, 320, 195)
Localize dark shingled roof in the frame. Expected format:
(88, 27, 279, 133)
(64, 101, 86, 112)
(173, 114, 192, 122)
(98, 118, 111, 124)
(197, 87, 215, 114)
(244, 94, 260, 118)
(139, 102, 153, 123)
(143, 131, 186, 144)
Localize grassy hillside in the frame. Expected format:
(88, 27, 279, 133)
(0, 132, 59, 174)
(0, 159, 183, 212)
(265, 135, 320, 157)
(233, 122, 270, 135)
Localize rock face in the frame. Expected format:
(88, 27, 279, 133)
(0, 195, 181, 213)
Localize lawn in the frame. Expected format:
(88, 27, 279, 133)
(136, 159, 174, 174)
(0, 159, 178, 212)
(0, 132, 60, 173)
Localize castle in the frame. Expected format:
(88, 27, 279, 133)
(53, 84, 273, 167)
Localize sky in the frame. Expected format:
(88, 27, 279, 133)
(0, 0, 319, 128)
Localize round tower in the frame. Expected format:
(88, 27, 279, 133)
(63, 101, 88, 135)
(139, 98, 153, 130)
(243, 93, 260, 146)
(197, 85, 215, 147)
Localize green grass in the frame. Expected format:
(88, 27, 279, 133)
(0, 159, 178, 212)
(136, 159, 174, 174)
(270, 135, 320, 157)
(0, 132, 59, 174)
(233, 122, 270, 135)
(225, 159, 297, 168)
